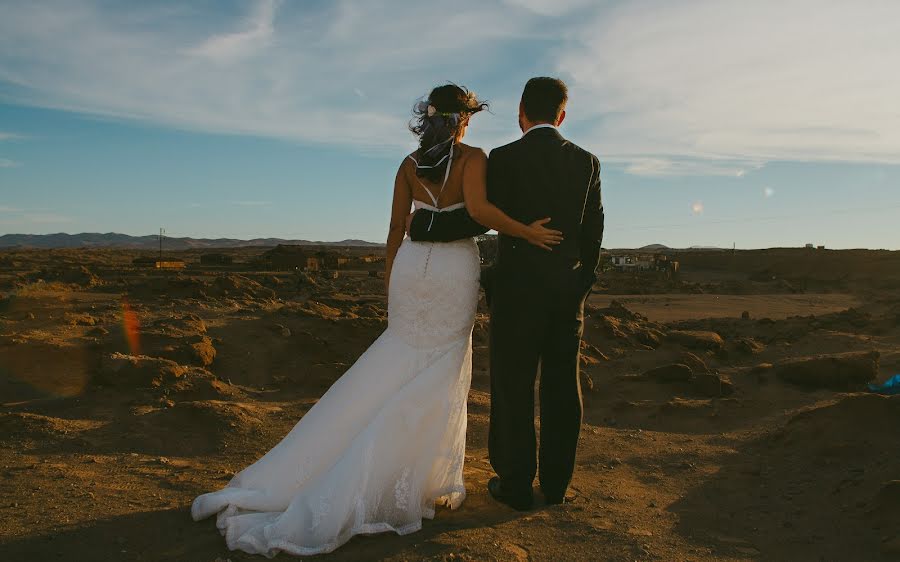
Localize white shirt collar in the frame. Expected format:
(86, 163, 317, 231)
(522, 123, 557, 137)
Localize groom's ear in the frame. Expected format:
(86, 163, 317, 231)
(556, 109, 567, 127)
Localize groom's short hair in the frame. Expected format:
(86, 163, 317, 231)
(521, 77, 568, 124)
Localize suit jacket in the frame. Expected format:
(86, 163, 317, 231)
(409, 127, 604, 299)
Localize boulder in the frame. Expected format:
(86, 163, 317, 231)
(607, 300, 643, 321)
(635, 328, 662, 348)
(66, 312, 98, 326)
(668, 330, 725, 350)
(678, 352, 709, 375)
(599, 316, 628, 339)
(96, 353, 187, 388)
(734, 337, 765, 355)
(775, 351, 879, 389)
(190, 336, 217, 367)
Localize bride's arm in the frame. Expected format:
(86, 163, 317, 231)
(385, 163, 412, 295)
(463, 150, 562, 251)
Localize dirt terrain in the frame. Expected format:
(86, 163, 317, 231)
(1, 247, 899, 561)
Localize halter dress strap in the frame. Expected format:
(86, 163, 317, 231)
(406, 145, 454, 231)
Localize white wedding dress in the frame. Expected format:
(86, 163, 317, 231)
(191, 200, 481, 557)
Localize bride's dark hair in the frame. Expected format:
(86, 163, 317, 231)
(409, 84, 488, 183)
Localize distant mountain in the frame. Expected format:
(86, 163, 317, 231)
(611, 244, 729, 252)
(0, 233, 383, 250)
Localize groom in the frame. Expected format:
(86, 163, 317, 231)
(408, 77, 604, 510)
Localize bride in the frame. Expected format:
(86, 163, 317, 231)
(191, 84, 562, 557)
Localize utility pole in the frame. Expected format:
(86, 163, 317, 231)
(159, 228, 165, 260)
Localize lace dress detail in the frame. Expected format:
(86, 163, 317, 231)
(191, 232, 480, 557)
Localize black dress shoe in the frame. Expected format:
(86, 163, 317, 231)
(487, 477, 533, 511)
(543, 489, 576, 505)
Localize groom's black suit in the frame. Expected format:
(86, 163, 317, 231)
(408, 126, 604, 504)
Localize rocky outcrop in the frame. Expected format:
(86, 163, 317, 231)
(775, 351, 879, 389)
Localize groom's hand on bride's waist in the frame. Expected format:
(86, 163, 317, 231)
(408, 207, 489, 243)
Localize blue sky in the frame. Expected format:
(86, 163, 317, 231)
(1, 0, 898, 249)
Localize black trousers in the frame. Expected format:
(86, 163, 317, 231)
(486, 261, 589, 500)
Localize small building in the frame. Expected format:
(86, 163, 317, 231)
(358, 254, 384, 265)
(316, 250, 351, 269)
(805, 243, 815, 249)
(132, 256, 157, 267)
(132, 256, 186, 269)
(261, 245, 315, 271)
(610, 253, 671, 273)
(200, 253, 233, 266)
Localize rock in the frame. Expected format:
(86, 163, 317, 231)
(270, 324, 292, 337)
(678, 352, 709, 374)
(635, 328, 662, 348)
(66, 312, 98, 326)
(299, 301, 342, 319)
(734, 337, 765, 355)
(211, 274, 275, 300)
(608, 300, 642, 320)
(34, 265, 102, 287)
(96, 353, 188, 388)
(599, 316, 628, 339)
(775, 351, 879, 389)
(741, 310, 751, 320)
(580, 371, 594, 392)
(644, 363, 694, 383)
(693, 373, 735, 397)
(190, 336, 216, 367)
(668, 330, 724, 350)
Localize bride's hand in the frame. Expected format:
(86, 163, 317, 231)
(526, 218, 563, 251)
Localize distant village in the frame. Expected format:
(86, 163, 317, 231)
(131, 245, 384, 275)
(130, 239, 682, 278)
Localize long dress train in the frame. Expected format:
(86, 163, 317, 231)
(191, 203, 480, 557)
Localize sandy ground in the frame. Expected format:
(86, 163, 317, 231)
(1, 247, 899, 561)
(587, 294, 861, 323)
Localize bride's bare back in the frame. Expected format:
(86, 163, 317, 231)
(400, 142, 485, 210)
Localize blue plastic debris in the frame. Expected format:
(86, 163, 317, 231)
(867, 374, 900, 395)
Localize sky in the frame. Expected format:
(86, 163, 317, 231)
(0, 0, 898, 249)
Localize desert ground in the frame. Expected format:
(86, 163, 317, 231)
(1, 246, 899, 561)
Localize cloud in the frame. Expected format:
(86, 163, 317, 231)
(0, 1, 534, 153)
(764, 187, 775, 198)
(185, 0, 278, 63)
(1, 1, 898, 175)
(0, 132, 22, 141)
(0, 158, 22, 168)
(618, 156, 761, 177)
(230, 200, 272, 207)
(558, 0, 900, 167)
(0, 208, 73, 225)
(24, 212, 73, 224)
(501, 0, 596, 17)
